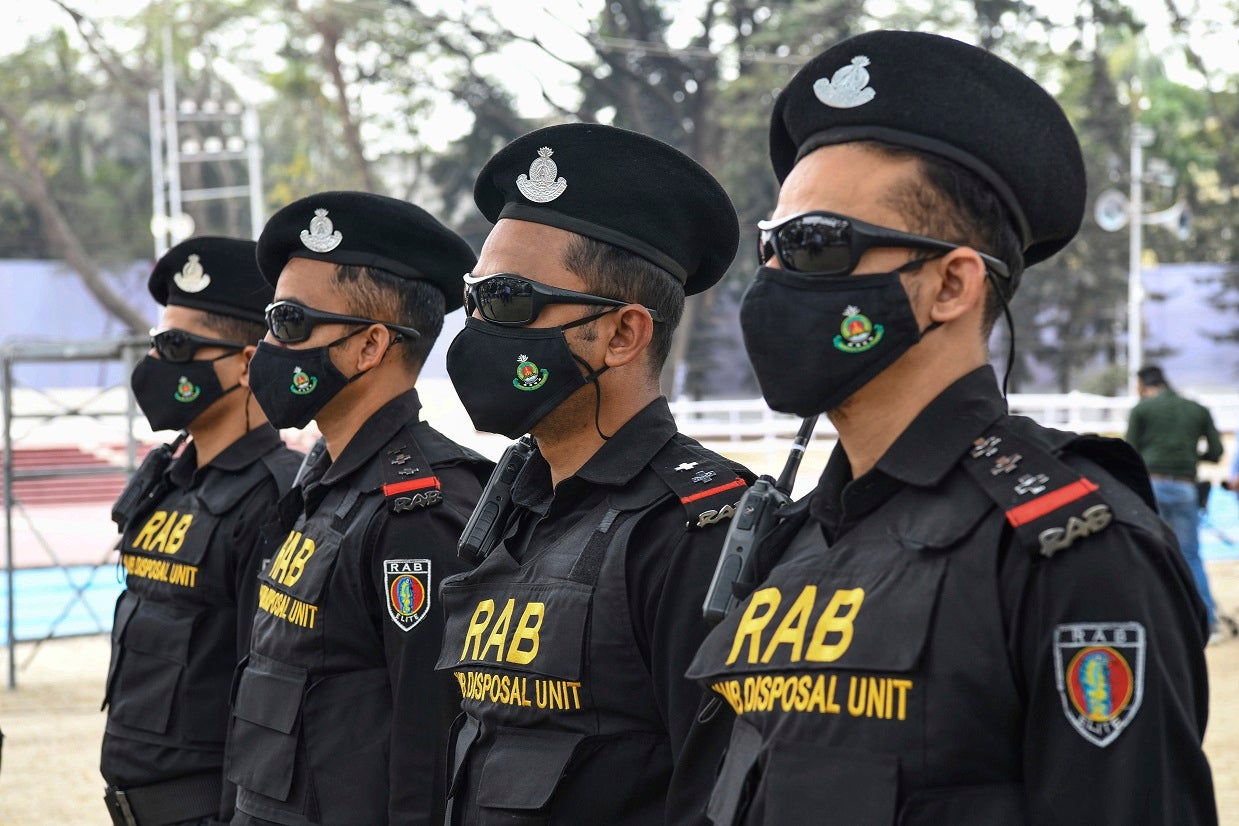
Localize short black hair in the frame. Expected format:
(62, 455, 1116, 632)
(1137, 365, 1167, 387)
(200, 312, 266, 347)
(866, 140, 1025, 333)
(560, 234, 685, 371)
(333, 264, 445, 370)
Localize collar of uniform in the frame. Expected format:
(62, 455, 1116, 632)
(319, 388, 423, 487)
(168, 424, 283, 487)
(511, 396, 678, 512)
(874, 365, 1007, 486)
(808, 366, 1007, 534)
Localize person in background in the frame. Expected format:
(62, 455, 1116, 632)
(229, 192, 492, 826)
(1127, 363, 1224, 640)
(103, 237, 303, 826)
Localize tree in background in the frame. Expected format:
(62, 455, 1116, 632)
(5, 0, 1239, 392)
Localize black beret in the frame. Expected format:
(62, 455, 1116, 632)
(256, 191, 477, 312)
(770, 30, 1085, 268)
(474, 123, 739, 296)
(148, 236, 271, 324)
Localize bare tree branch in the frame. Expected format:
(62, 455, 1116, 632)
(0, 99, 149, 333)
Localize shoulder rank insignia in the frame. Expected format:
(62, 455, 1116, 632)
(381, 439, 442, 513)
(961, 427, 1113, 559)
(650, 441, 749, 530)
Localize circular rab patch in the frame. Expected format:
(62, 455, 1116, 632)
(1065, 646, 1134, 723)
(389, 574, 426, 618)
(832, 305, 885, 353)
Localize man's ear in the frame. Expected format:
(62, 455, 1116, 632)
(238, 344, 257, 388)
(603, 305, 655, 369)
(926, 248, 989, 324)
(354, 324, 395, 371)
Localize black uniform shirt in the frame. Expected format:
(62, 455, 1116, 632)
(102, 425, 299, 805)
(684, 367, 1216, 826)
(235, 389, 488, 826)
(443, 397, 749, 825)
(509, 399, 738, 768)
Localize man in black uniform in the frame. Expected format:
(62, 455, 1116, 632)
(228, 192, 492, 826)
(436, 123, 753, 825)
(683, 30, 1217, 826)
(103, 237, 303, 826)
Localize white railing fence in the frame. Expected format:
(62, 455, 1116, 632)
(671, 392, 1239, 447)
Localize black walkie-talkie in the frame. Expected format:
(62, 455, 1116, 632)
(702, 416, 817, 624)
(110, 431, 189, 531)
(458, 436, 536, 565)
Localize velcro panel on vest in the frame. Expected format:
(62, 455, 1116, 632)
(381, 434, 442, 514)
(566, 508, 636, 586)
(648, 442, 749, 531)
(960, 426, 1113, 559)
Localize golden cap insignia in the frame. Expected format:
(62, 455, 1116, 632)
(300, 208, 343, 253)
(813, 55, 876, 109)
(173, 254, 211, 293)
(516, 147, 567, 204)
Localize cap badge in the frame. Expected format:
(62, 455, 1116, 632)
(173, 254, 211, 293)
(833, 305, 885, 353)
(516, 147, 567, 204)
(813, 55, 876, 109)
(174, 376, 201, 403)
(300, 208, 343, 253)
(513, 354, 549, 391)
(290, 366, 318, 395)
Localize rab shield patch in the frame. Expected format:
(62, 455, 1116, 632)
(1053, 622, 1145, 747)
(385, 559, 430, 632)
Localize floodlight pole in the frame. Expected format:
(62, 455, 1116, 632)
(1127, 124, 1153, 397)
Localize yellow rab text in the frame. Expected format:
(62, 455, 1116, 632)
(267, 531, 317, 588)
(459, 598, 544, 665)
(711, 673, 913, 720)
(129, 510, 193, 555)
(727, 585, 865, 665)
(454, 669, 583, 711)
(258, 583, 318, 629)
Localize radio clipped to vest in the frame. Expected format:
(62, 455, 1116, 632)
(702, 416, 816, 624)
(111, 431, 188, 532)
(458, 435, 536, 565)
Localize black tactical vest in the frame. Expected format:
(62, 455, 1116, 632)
(686, 418, 1152, 826)
(228, 422, 484, 826)
(436, 437, 748, 826)
(104, 449, 295, 750)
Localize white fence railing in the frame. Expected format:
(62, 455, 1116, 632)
(671, 392, 1239, 446)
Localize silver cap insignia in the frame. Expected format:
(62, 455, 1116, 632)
(813, 55, 876, 109)
(173, 254, 211, 293)
(516, 147, 567, 203)
(300, 208, 343, 253)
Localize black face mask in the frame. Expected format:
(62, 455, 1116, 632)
(248, 329, 369, 429)
(130, 353, 239, 432)
(446, 315, 608, 439)
(739, 262, 938, 417)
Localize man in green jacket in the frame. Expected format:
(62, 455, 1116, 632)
(1126, 364, 1223, 637)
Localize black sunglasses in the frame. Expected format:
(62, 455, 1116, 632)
(149, 328, 247, 363)
(462, 273, 663, 327)
(758, 210, 1010, 279)
(264, 300, 421, 344)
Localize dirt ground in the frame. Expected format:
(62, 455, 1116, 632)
(3, 565, 1239, 825)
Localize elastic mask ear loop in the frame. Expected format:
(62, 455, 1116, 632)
(985, 270, 1017, 397)
(562, 308, 616, 440)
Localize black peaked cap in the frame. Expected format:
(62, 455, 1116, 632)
(770, 30, 1085, 268)
(148, 236, 271, 324)
(256, 191, 477, 312)
(474, 123, 739, 296)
